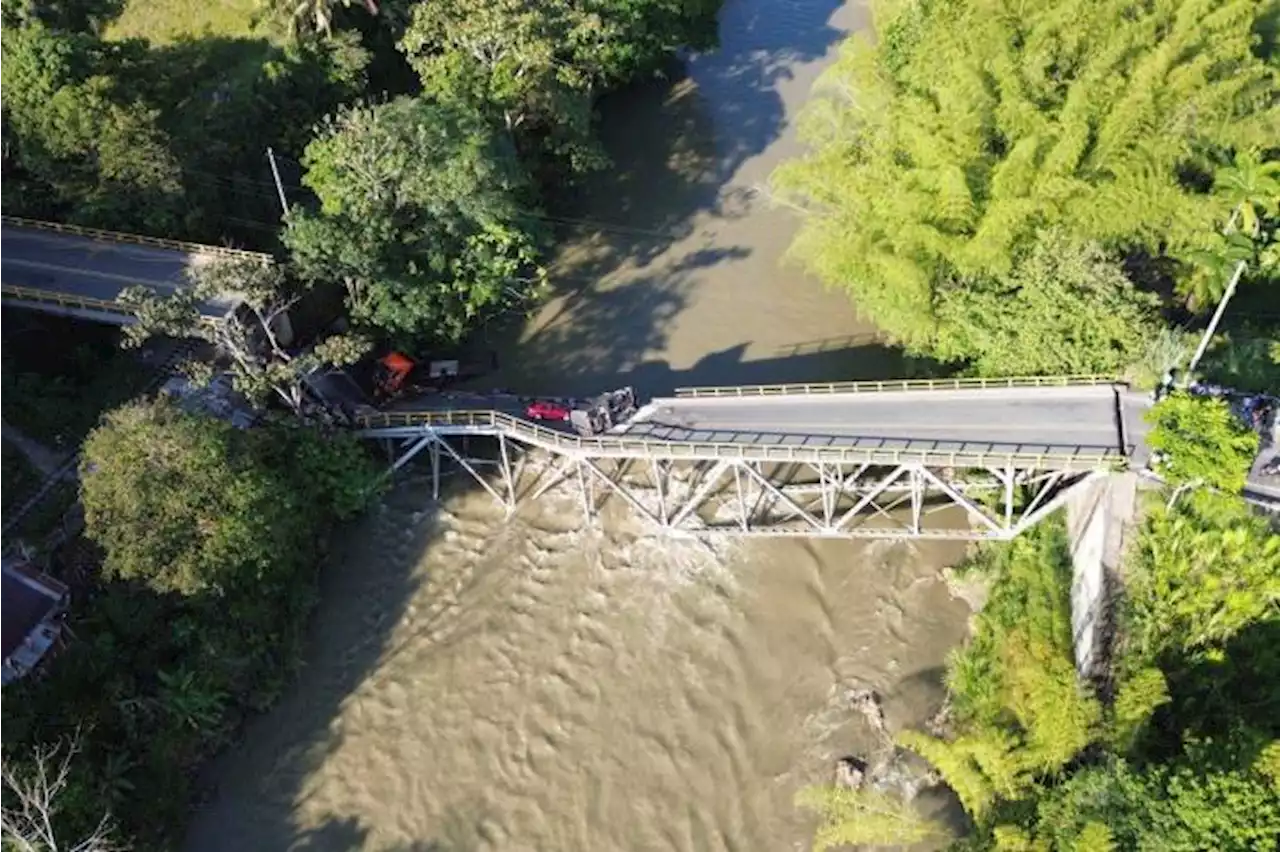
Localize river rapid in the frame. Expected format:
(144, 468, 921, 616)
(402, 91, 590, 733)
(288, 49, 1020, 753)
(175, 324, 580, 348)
(184, 2, 974, 850)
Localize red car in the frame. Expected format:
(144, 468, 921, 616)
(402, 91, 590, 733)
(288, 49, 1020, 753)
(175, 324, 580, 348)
(525, 399, 572, 422)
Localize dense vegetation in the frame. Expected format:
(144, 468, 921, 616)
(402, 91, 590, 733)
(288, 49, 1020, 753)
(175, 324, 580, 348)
(773, 0, 1280, 375)
(3, 399, 382, 848)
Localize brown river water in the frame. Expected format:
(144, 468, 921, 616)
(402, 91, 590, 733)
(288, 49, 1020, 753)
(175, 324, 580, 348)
(184, 2, 974, 849)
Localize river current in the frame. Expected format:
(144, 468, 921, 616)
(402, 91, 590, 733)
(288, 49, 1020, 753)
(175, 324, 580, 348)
(184, 2, 973, 849)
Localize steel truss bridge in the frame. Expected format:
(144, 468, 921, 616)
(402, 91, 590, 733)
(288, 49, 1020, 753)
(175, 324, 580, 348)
(357, 378, 1152, 541)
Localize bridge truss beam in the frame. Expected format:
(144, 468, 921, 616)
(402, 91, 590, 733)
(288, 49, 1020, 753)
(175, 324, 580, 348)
(371, 430, 1104, 541)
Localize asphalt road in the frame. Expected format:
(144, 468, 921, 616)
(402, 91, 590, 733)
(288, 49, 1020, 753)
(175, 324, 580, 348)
(1, 224, 240, 320)
(622, 385, 1144, 457)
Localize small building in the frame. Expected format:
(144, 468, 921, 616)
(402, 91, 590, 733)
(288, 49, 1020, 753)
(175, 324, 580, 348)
(2, 557, 69, 686)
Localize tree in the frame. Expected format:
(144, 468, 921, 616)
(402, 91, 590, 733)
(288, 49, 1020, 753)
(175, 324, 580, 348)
(79, 399, 291, 596)
(1125, 491, 1280, 660)
(119, 257, 370, 417)
(1, 21, 185, 231)
(794, 784, 942, 850)
(1214, 149, 1280, 237)
(933, 230, 1161, 375)
(1144, 393, 1259, 492)
(1, 734, 121, 852)
(772, 0, 1279, 347)
(284, 96, 546, 341)
(400, 0, 721, 169)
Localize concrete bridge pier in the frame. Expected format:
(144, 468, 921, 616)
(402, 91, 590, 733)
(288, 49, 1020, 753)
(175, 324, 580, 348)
(1065, 472, 1138, 681)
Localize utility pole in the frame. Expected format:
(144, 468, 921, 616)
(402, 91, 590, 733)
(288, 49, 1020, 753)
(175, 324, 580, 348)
(266, 147, 288, 218)
(1185, 259, 1247, 378)
(1185, 205, 1251, 380)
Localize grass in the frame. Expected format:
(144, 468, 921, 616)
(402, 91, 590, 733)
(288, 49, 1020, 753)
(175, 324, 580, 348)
(103, 0, 274, 45)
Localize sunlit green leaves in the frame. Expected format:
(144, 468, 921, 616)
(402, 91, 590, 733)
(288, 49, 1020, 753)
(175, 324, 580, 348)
(1145, 393, 1259, 492)
(285, 95, 545, 342)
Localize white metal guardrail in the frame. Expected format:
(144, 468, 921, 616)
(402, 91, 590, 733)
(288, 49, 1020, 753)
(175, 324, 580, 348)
(356, 409, 1127, 470)
(672, 375, 1121, 399)
(1, 215, 272, 261)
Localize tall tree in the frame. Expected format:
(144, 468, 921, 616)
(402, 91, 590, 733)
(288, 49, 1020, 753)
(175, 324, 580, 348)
(1, 21, 184, 231)
(933, 230, 1161, 376)
(400, 0, 721, 169)
(1144, 393, 1259, 493)
(773, 0, 1279, 346)
(284, 96, 546, 342)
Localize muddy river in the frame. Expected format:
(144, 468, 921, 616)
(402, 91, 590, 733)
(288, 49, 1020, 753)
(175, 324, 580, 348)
(185, 2, 974, 849)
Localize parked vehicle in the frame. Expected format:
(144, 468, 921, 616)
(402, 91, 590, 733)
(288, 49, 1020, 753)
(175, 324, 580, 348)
(525, 400, 572, 421)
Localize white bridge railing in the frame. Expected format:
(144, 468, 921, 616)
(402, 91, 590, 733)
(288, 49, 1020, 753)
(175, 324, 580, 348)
(355, 408, 1126, 471)
(672, 375, 1120, 399)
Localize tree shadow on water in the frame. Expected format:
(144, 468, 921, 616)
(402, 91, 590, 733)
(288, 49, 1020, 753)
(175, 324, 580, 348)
(286, 807, 490, 852)
(183, 475, 509, 852)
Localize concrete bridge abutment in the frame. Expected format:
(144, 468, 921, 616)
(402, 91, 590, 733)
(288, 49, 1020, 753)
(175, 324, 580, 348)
(1065, 472, 1138, 682)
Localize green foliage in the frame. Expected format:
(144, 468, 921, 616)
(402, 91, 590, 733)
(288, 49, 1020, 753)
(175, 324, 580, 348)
(934, 230, 1161, 376)
(10, 396, 381, 847)
(1030, 758, 1280, 852)
(80, 398, 289, 595)
(120, 257, 371, 415)
(1108, 666, 1170, 754)
(899, 522, 1100, 824)
(1125, 491, 1280, 662)
(1145, 393, 1259, 492)
(400, 0, 721, 170)
(794, 784, 942, 850)
(1, 21, 186, 232)
(1069, 821, 1115, 852)
(1197, 330, 1280, 394)
(773, 0, 1280, 348)
(286, 95, 547, 342)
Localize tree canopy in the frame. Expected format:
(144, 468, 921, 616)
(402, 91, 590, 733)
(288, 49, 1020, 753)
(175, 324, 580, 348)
(80, 395, 381, 596)
(284, 96, 546, 342)
(1145, 393, 1260, 492)
(773, 0, 1280, 351)
(933, 230, 1162, 376)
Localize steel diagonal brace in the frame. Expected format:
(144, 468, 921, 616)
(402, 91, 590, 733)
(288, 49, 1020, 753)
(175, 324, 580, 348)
(391, 434, 437, 472)
(433, 435, 509, 508)
(737, 462, 825, 531)
(530, 453, 576, 501)
(833, 464, 910, 531)
(1012, 470, 1106, 536)
(668, 460, 731, 528)
(580, 458, 665, 528)
(917, 466, 1004, 535)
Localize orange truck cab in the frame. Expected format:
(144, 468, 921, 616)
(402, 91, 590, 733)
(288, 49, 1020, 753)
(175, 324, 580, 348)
(374, 352, 416, 397)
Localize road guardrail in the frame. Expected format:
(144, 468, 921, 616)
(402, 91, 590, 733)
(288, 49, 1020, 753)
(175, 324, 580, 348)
(1, 284, 136, 318)
(672, 375, 1121, 398)
(1, 215, 272, 261)
(355, 408, 1128, 471)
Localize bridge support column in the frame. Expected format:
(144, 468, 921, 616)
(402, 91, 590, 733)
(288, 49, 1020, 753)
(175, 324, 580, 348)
(1065, 472, 1137, 681)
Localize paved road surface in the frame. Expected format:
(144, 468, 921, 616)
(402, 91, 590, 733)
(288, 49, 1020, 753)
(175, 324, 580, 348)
(622, 385, 1146, 458)
(1, 223, 241, 322)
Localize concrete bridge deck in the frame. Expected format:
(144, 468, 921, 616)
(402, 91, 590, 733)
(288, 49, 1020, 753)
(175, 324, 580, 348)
(1, 217, 264, 323)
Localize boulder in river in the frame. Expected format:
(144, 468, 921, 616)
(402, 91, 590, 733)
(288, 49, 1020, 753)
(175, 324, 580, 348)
(835, 756, 868, 789)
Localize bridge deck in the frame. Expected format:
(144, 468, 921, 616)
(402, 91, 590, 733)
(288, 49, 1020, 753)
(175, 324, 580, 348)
(624, 384, 1150, 461)
(1, 219, 257, 323)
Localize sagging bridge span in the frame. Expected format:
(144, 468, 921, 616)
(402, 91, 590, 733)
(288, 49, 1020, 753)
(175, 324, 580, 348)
(2, 216, 1168, 541)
